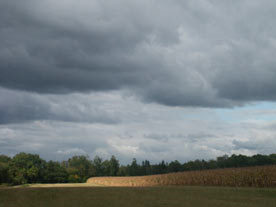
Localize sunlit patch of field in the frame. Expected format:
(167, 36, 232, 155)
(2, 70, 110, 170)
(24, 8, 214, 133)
(25, 183, 104, 188)
(87, 165, 276, 187)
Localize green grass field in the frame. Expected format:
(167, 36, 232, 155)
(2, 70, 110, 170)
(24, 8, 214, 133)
(0, 186, 276, 207)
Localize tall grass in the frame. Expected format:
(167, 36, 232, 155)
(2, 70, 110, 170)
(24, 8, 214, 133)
(87, 165, 276, 187)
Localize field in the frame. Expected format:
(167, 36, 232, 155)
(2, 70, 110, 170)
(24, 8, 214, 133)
(1, 166, 276, 207)
(1, 186, 276, 207)
(88, 165, 276, 187)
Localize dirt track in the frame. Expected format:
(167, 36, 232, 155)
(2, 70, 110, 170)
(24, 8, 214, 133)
(21, 183, 104, 188)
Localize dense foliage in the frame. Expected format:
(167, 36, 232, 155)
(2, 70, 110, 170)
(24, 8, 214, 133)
(0, 153, 276, 185)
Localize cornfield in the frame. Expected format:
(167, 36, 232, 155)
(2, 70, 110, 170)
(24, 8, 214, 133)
(87, 165, 276, 187)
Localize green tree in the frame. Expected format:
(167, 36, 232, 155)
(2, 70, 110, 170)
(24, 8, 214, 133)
(129, 158, 140, 176)
(0, 155, 11, 184)
(217, 155, 229, 168)
(153, 160, 168, 174)
(109, 155, 119, 176)
(93, 156, 104, 176)
(8, 152, 46, 185)
(67, 155, 93, 182)
(141, 160, 151, 175)
(0, 162, 10, 184)
(0, 155, 11, 163)
(207, 159, 218, 169)
(101, 160, 110, 176)
(118, 166, 128, 176)
(43, 161, 68, 183)
(168, 160, 182, 172)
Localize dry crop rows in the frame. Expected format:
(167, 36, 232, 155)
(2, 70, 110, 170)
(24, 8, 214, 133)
(87, 165, 276, 187)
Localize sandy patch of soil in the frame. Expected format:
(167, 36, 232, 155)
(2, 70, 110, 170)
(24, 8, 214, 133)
(21, 183, 104, 188)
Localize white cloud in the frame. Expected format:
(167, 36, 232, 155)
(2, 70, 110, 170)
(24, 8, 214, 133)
(1, 91, 275, 163)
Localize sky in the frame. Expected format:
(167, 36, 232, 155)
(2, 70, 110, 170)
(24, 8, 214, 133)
(0, 0, 276, 164)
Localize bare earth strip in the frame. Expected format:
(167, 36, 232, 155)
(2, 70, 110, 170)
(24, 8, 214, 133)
(19, 183, 104, 188)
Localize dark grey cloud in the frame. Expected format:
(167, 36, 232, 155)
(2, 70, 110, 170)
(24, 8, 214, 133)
(0, 0, 164, 93)
(1, 0, 276, 109)
(0, 87, 119, 124)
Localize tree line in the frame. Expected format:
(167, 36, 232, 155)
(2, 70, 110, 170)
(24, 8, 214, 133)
(0, 153, 276, 185)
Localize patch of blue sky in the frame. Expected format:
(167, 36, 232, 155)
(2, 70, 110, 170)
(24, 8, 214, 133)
(215, 101, 276, 123)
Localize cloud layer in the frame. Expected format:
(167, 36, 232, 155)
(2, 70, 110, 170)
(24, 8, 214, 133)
(1, 95, 276, 163)
(1, 1, 276, 162)
(0, 88, 119, 124)
(1, 0, 276, 108)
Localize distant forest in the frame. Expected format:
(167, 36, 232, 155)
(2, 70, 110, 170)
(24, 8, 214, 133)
(0, 153, 276, 185)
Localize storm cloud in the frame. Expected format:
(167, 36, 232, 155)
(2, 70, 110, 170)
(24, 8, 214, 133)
(1, 0, 276, 108)
(0, 87, 119, 124)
